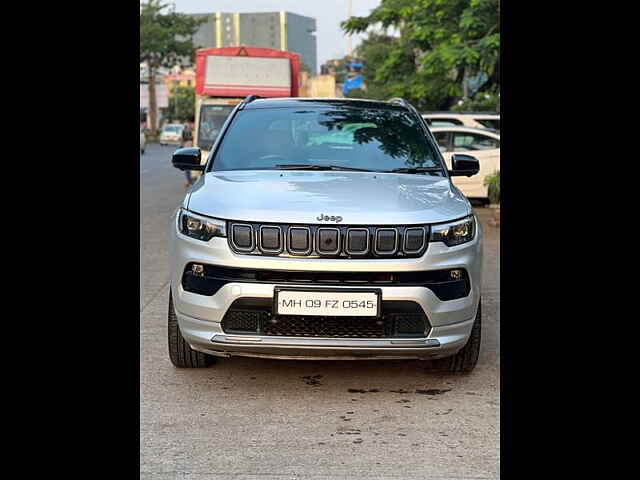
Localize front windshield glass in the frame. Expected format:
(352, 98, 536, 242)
(163, 125, 181, 133)
(212, 107, 443, 174)
(198, 105, 235, 150)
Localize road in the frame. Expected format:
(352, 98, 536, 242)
(140, 143, 500, 479)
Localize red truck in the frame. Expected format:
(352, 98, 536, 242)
(190, 46, 300, 180)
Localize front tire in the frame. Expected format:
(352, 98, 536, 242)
(432, 300, 481, 373)
(168, 290, 215, 368)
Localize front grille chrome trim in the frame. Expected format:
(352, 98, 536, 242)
(287, 226, 313, 255)
(316, 227, 341, 255)
(403, 227, 427, 254)
(345, 228, 370, 256)
(230, 223, 255, 252)
(258, 225, 283, 254)
(374, 228, 399, 256)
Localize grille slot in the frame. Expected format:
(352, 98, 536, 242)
(375, 228, 398, 254)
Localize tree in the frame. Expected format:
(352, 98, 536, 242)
(342, 0, 500, 110)
(168, 85, 196, 122)
(140, 1, 204, 135)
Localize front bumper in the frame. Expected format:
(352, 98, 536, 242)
(169, 214, 482, 360)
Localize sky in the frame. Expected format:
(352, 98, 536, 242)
(172, 0, 382, 69)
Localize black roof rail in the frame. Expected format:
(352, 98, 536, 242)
(388, 97, 410, 108)
(238, 95, 262, 109)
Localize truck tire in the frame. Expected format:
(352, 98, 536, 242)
(433, 300, 481, 373)
(168, 290, 215, 368)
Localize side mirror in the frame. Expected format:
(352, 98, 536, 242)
(448, 154, 479, 177)
(172, 147, 204, 171)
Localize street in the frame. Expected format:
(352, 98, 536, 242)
(140, 143, 500, 479)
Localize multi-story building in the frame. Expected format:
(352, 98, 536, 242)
(188, 11, 317, 74)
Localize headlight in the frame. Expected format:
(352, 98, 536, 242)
(430, 215, 475, 247)
(178, 209, 226, 241)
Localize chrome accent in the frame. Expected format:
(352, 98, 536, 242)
(316, 227, 341, 255)
(287, 226, 313, 255)
(258, 225, 283, 254)
(374, 228, 399, 256)
(345, 228, 370, 255)
(230, 223, 255, 252)
(403, 227, 427, 254)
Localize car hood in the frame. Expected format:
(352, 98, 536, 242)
(187, 170, 471, 225)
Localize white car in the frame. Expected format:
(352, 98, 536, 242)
(430, 126, 500, 201)
(159, 124, 184, 146)
(423, 113, 500, 131)
(140, 128, 146, 154)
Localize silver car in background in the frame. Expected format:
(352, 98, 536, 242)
(168, 97, 484, 373)
(159, 124, 184, 146)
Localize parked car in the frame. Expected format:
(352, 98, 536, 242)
(430, 126, 500, 201)
(422, 112, 500, 131)
(167, 97, 484, 372)
(159, 124, 185, 146)
(140, 128, 146, 155)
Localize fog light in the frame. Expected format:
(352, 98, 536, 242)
(450, 269, 462, 280)
(192, 264, 204, 277)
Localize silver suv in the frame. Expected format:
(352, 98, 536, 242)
(168, 97, 483, 372)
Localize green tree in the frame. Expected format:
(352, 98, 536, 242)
(140, 1, 205, 135)
(168, 85, 196, 122)
(342, 0, 499, 110)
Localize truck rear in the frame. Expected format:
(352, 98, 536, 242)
(191, 46, 300, 181)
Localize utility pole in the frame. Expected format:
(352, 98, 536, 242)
(347, 0, 353, 57)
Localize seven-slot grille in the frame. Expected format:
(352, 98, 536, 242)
(228, 222, 428, 259)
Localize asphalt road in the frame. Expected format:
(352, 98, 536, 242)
(140, 143, 500, 479)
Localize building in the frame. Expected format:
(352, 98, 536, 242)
(188, 11, 317, 74)
(163, 68, 196, 93)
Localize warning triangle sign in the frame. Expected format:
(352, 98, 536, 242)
(237, 47, 248, 56)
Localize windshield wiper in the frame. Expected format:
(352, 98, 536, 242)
(387, 167, 443, 174)
(274, 164, 377, 172)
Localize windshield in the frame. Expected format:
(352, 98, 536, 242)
(212, 107, 444, 174)
(163, 125, 182, 133)
(198, 105, 235, 150)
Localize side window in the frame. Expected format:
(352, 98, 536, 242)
(453, 133, 500, 151)
(476, 119, 500, 130)
(430, 118, 463, 127)
(433, 132, 450, 152)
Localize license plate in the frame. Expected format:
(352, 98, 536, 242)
(274, 288, 381, 317)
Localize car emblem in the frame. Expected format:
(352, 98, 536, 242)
(317, 213, 343, 223)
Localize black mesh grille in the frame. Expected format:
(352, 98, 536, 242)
(265, 316, 386, 338)
(221, 310, 261, 333)
(219, 299, 431, 338)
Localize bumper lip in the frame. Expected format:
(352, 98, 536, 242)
(176, 310, 474, 360)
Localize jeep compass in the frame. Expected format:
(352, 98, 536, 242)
(168, 97, 483, 372)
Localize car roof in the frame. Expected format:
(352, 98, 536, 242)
(429, 126, 500, 138)
(244, 97, 408, 111)
(422, 112, 499, 118)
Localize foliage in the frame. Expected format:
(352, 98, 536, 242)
(342, 0, 500, 110)
(484, 170, 500, 204)
(140, 1, 205, 130)
(168, 85, 196, 122)
(452, 86, 500, 112)
(140, 1, 205, 70)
